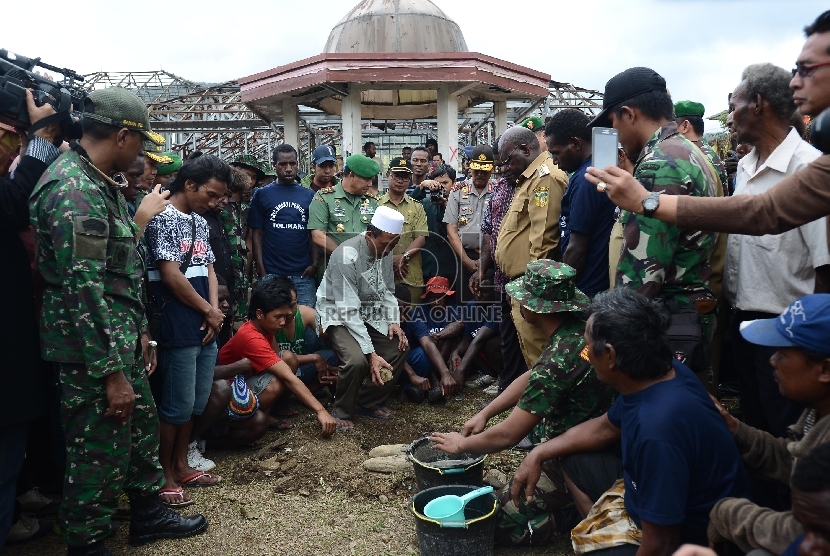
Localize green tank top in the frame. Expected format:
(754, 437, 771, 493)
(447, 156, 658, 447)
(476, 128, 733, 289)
(275, 307, 304, 354)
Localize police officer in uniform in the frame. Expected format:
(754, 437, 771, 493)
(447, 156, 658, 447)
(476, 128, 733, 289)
(308, 154, 379, 255)
(444, 145, 494, 302)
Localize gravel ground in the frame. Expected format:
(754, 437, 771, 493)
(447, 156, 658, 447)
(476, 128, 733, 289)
(5, 384, 575, 556)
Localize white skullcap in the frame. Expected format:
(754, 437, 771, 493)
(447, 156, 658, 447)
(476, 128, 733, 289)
(370, 206, 404, 235)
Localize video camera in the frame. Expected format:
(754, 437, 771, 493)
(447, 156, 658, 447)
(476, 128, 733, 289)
(812, 107, 830, 155)
(0, 48, 86, 139)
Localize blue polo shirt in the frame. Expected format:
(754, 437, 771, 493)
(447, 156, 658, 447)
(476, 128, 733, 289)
(559, 156, 616, 297)
(606, 360, 751, 545)
(249, 181, 314, 276)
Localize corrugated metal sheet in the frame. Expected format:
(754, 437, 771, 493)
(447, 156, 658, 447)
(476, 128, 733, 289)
(325, 0, 468, 54)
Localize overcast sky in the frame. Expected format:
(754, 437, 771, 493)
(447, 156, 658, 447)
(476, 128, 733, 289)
(4, 0, 823, 134)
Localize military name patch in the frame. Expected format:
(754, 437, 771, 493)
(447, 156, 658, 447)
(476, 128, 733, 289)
(534, 186, 549, 207)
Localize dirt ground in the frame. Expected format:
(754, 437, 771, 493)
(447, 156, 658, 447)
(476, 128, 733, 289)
(4, 385, 575, 556)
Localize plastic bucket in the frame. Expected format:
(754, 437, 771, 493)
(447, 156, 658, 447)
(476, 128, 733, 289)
(407, 436, 486, 492)
(411, 485, 498, 556)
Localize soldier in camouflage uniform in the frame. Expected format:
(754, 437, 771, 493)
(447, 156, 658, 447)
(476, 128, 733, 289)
(430, 261, 615, 546)
(30, 88, 207, 556)
(674, 100, 729, 194)
(222, 164, 254, 333)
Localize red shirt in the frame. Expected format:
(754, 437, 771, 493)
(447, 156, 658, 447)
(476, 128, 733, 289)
(218, 321, 280, 373)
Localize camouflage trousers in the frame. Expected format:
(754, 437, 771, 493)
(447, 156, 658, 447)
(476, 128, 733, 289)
(57, 359, 164, 547)
(231, 274, 250, 333)
(495, 459, 577, 546)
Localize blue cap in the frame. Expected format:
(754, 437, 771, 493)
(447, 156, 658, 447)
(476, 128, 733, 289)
(312, 145, 336, 164)
(740, 294, 830, 354)
(463, 145, 475, 159)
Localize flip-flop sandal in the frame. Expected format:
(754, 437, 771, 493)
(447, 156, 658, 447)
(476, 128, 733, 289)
(331, 411, 354, 433)
(268, 419, 293, 431)
(158, 487, 194, 508)
(354, 405, 393, 420)
(179, 471, 222, 487)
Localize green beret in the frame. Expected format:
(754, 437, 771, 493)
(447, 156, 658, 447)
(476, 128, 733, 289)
(344, 154, 379, 178)
(674, 100, 705, 118)
(157, 152, 182, 175)
(520, 116, 545, 132)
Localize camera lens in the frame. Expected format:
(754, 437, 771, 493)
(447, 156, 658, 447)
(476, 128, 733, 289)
(812, 107, 830, 155)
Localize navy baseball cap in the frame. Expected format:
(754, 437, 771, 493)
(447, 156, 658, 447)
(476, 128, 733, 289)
(740, 294, 830, 354)
(312, 145, 337, 164)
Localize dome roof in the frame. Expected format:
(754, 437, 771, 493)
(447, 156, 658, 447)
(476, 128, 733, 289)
(324, 0, 468, 54)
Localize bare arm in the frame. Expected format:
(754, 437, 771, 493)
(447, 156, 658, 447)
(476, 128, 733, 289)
(563, 231, 590, 277)
(213, 358, 254, 380)
(311, 230, 339, 254)
(815, 264, 830, 293)
(637, 522, 683, 556)
(511, 413, 620, 505)
(457, 326, 499, 373)
(252, 228, 266, 279)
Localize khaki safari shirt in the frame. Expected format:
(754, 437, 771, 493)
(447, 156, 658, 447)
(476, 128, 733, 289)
(377, 192, 429, 287)
(495, 151, 568, 280)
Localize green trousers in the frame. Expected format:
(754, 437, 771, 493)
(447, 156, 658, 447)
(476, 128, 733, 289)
(58, 358, 164, 547)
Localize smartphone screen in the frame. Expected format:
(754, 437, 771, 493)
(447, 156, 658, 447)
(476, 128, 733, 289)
(592, 127, 619, 172)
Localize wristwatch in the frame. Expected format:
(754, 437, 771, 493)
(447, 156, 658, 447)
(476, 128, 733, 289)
(403, 251, 411, 262)
(642, 192, 661, 218)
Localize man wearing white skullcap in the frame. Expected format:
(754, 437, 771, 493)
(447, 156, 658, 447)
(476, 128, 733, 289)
(315, 206, 410, 431)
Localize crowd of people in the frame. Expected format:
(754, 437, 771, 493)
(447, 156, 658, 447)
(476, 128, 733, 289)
(1, 8, 830, 556)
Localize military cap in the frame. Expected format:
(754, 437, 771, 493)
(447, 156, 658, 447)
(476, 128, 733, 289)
(674, 100, 705, 119)
(156, 152, 182, 175)
(388, 156, 412, 174)
(505, 260, 590, 314)
(589, 67, 668, 128)
(142, 131, 173, 164)
(84, 87, 160, 143)
(230, 154, 264, 177)
(468, 145, 495, 171)
(519, 116, 545, 132)
(344, 154, 380, 178)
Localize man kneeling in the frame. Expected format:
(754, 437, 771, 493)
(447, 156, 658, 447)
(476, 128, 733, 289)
(216, 279, 335, 438)
(508, 288, 750, 554)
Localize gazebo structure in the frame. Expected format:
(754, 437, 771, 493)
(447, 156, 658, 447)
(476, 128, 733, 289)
(239, 0, 551, 165)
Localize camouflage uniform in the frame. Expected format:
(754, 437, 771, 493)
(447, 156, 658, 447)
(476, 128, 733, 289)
(498, 261, 615, 544)
(616, 122, 718, 305)
(221, 200, 250, 331)
(30, 149, 164, 547)
(695, 140, 728, 194)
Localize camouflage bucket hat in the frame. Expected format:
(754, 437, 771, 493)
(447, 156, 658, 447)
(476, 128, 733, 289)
(230, 153, 264, 177)
(505, 260, 590, 314)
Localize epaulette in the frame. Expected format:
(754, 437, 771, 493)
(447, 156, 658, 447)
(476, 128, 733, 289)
(366, 192, 378, 200)
(319, 186, 335, 194)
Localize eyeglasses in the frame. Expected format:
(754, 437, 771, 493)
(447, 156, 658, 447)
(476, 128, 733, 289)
(501, 144, 525, 167)
(792, 61, 830, 78)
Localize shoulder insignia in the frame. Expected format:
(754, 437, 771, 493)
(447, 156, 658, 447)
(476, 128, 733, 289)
(579, 346, 590, 362)
(533, 186, 549, 208)
(75, 216, 108, 236)
(313, 195, 326, 202)
(366, 192, 378, 200)
(319, 187, 335, 194)
(538, 163, 551, 177)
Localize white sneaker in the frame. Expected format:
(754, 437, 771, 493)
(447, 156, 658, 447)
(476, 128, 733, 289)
(6, 514, 52, 543)
(465, 374, 496, 389)
(16, 488, 59, 514)
(483, 384, 500, 396)
(187, 441, 216, 472)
